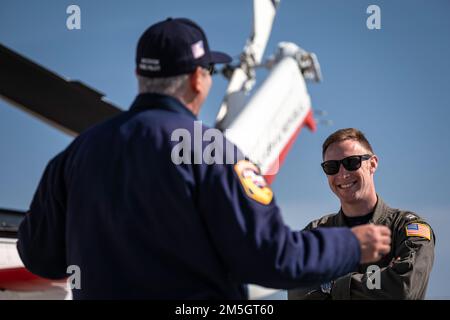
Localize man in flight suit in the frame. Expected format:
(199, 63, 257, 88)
(288, 128, 435, 300)
(17, 19, 391, 299)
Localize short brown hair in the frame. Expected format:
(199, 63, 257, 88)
(322, 128, 374, 159)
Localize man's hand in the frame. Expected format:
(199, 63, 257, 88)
(351, 224, 391, 264)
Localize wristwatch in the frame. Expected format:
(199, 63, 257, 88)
(320, 281, 334, 295)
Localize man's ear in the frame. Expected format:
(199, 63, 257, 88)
(369, 155, 378, 174)
(189, 67, 203, 93)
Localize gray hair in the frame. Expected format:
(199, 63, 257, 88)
(137, 74, 189, 97)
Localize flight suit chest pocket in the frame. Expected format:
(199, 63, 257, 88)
(359, 253, 393, 273)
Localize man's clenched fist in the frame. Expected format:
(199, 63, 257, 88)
(351, 224, 391, 264)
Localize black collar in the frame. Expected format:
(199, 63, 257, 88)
(129, 93, 197, 120)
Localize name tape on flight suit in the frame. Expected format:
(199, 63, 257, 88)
(405, 222, 431, 240)
(234, 160, 273, 205)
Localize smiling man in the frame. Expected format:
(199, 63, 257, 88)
(288, 128, 435, 300)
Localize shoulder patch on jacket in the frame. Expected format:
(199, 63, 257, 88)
(405, 222, 431, 240)
(405, 213, 418, 221)
(234, 160, 273, 205)
(306, 213, 340, 229)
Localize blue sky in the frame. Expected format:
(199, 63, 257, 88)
(1, 0, 449, 298)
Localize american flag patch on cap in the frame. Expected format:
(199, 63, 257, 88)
(405, 223, 431, 240)
(191, 40, 205, 59)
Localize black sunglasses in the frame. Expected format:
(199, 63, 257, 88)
(321, 154, 372, 175)
(206, 64, 217, 75)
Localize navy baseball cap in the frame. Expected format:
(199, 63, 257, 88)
(136, 18, 232, 78)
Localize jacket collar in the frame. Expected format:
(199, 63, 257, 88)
(129, 93, 197, 120)
(370, 196, 390, 224)
(336, 195, 389, 225)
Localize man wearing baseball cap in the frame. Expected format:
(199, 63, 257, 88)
(17, 18, 391, 299)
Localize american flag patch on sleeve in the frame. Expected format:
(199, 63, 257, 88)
(405, 223, 431, 240)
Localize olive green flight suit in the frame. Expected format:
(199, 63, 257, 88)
(288, 197, 435, 300)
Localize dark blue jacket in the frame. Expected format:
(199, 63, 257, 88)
(17, 93, 360, 299)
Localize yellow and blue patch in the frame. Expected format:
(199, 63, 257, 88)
(405, 223, 431, 240)
(234, 160, 273, 205)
